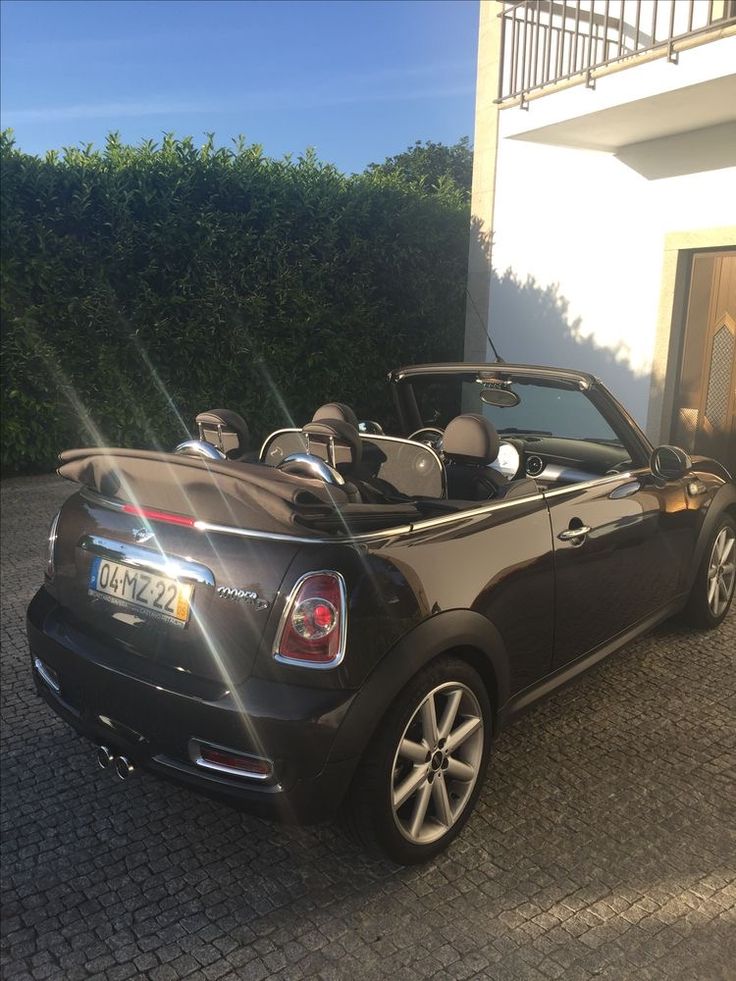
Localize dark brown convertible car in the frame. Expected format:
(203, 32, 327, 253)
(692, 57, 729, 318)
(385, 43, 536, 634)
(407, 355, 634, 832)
(28, 363, 736, 863)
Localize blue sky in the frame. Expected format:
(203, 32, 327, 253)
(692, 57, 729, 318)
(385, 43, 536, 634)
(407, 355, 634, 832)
(1, 0, 478, 172)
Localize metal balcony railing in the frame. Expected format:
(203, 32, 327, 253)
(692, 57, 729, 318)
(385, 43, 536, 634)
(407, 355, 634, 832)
(498, 0, 736, 105)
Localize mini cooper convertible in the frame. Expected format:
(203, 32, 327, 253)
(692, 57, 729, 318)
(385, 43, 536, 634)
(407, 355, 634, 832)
(27, 362, 736, 863)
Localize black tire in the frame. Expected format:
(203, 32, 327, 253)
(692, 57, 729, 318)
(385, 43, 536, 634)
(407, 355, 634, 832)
(346, 657, 492, 865)
(682, 514, 736, 630)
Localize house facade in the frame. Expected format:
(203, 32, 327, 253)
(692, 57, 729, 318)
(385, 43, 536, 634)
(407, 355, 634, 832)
(466, 0, 736, 471)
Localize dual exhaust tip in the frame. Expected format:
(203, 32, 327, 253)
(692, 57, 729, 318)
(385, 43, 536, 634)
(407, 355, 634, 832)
(97, 745, 134, 781)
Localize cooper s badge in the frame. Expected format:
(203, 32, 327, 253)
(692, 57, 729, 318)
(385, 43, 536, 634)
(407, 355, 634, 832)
(216, 586, 269, 611)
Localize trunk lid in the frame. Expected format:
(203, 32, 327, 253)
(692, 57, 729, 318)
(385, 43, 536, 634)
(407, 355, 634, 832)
(51, 490, 302, 692)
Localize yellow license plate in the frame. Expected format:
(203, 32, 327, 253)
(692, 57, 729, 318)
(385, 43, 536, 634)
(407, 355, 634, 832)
(89, 557, 193, 626)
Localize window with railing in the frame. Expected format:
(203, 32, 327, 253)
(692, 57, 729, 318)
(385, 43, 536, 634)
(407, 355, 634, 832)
(498, 0, 736, 104)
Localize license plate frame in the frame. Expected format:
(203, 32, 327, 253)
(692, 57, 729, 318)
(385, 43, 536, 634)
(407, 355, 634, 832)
(89, 556, 193, 627)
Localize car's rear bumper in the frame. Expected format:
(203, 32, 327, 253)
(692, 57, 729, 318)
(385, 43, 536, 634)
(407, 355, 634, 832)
(27, 588, 359, 823)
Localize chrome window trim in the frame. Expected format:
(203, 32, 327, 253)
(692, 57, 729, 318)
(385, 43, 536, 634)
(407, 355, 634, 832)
(188, 738, 273, 781)
(80, 487, 127, 511)
(272, 570, 348, 670)
(80, 472, 636, 545)
(79, 534, 215, 587)
(542, 472, 633, 499)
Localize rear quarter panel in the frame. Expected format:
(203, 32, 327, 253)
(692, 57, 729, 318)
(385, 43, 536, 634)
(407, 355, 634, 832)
(273, 495, 555, 698)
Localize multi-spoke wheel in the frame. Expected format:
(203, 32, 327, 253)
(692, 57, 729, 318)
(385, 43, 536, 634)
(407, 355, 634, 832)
(347, 658, 492, 864)
(706, 525, 735, 618)
(683, 516, 736, 629)
(391, 682, 483, 845)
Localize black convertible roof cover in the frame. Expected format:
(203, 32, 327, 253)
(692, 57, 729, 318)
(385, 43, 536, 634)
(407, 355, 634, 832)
(57, 448, 421, 536)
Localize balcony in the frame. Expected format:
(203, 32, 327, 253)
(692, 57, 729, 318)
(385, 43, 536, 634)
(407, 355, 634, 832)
(498, 1, 736, 105)
(494, 1, 736, 178)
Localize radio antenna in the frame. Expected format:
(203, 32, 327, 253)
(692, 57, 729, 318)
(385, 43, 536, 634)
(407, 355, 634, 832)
(466, 287, 505, 363)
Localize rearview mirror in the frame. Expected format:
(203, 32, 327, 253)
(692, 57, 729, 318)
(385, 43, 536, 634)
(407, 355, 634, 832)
(650, 445, 692, 481)
(479, 386, 520, 408)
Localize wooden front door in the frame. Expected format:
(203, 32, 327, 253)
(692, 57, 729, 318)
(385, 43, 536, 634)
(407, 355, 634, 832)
(673, 251, 736, 473)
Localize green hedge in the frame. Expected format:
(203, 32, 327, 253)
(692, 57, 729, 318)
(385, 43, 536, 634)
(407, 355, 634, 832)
(0, 132, 469, 473)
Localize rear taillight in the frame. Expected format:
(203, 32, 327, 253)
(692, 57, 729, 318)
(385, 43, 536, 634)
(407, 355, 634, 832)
(274, 571, 347, 668)
(46, 511, 60, 579)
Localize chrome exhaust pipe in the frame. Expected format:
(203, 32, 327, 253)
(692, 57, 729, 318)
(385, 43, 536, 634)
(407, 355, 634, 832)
(113, 755, 134, 781)
(97, 745, 114, 769)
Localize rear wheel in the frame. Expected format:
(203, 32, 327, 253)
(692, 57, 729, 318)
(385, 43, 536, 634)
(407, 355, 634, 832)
(683, 516, 736, 629)
(347, 657, 492, 864)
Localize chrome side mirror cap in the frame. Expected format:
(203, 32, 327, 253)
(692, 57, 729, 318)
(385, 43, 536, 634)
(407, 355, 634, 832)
(650, 444, 692, 482)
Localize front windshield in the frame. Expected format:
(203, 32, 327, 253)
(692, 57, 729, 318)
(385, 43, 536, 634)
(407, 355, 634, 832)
(408, 376, 623, 445)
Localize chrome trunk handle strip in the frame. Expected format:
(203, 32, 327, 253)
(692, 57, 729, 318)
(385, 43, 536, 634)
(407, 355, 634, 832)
(79, 535, 215, 586)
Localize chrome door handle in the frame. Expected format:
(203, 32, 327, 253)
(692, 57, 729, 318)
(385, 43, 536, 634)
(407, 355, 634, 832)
(558, 525, 591, 542)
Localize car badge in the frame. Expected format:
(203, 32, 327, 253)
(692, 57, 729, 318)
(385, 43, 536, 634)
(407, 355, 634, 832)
(132, 527, 154, 544)
(216, 586, 270, 611)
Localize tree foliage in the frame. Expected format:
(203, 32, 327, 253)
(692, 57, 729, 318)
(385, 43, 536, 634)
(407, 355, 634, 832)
(366, 138, 473, 201)
(1, 132, 470, 473)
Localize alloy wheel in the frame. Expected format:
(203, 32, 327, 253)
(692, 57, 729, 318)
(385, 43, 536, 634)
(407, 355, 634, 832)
(707, 525, 736, 617)
(390, 681, 484, 845)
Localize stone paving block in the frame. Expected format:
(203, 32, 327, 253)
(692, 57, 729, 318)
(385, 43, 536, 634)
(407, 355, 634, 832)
(1, 474, 734, 980)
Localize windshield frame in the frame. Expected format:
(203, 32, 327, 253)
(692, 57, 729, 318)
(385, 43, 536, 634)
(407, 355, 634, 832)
(391, 363, 652, 467)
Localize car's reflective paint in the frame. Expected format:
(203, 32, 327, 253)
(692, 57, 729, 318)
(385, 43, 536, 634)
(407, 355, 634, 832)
(26, 364, 736, 828)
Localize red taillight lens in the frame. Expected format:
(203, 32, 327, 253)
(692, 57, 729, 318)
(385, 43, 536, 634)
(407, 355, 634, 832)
(275, 572, 346, 666)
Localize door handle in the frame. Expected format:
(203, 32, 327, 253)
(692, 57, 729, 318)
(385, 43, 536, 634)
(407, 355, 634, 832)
(558, 524, 591, 542)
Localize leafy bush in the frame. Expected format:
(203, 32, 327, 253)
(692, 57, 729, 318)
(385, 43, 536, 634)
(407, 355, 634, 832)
(1, 132, 469, 473)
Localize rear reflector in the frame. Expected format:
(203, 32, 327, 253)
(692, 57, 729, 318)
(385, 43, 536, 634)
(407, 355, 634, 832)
(121, 504, 195, 527)
(191, 740, 273, 780)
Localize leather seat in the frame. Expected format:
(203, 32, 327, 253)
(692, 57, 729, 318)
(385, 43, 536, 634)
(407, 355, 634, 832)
(443, 414, 508, 500)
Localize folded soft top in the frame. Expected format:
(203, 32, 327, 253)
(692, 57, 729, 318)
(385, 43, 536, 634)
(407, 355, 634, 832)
(57, 448, 421, 536)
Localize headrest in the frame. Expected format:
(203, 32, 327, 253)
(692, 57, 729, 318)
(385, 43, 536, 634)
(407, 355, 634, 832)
(443, 414, 500, 465)
(312, 402, 360, 430)
(302, 418, 362, 467)
(195, 408, 249, 458)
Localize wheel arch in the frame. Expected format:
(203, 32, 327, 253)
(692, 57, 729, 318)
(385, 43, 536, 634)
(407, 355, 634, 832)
(687, 482, 736, 592)
(329, 609, 510, 767)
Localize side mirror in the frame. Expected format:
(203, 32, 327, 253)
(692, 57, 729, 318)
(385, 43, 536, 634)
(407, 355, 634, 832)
(650, 445, 692, 481)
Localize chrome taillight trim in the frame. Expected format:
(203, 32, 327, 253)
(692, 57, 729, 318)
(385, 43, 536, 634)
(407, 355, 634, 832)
(188, 738, 273, 781)
(79, 535, 215, 587)
(272, 570, 348, 670)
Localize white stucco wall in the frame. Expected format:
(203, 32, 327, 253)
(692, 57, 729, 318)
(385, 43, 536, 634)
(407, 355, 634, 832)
(491, 140, 736, 370)
(484, 36, 736, 428)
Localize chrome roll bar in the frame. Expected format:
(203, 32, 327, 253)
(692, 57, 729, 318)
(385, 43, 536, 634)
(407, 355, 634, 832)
(278, 453, 345, 486)
(174, 439, 226, 460)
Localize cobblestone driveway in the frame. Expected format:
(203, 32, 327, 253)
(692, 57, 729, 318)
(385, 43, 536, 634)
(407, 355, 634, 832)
(2, 475, 735, 981)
